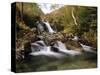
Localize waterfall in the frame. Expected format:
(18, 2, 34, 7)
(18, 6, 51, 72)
(30, 40, 96, 58)
(80, 43, 96, 53)
(36, 21, 55, 33)
(30, 41, 65, 58)
(54, 41, 67, 50)
(43, 21, 55, 33)
(31, 40, 46, 52)
(30, 40, 83, 58)
(72, 35, 79, 41)
(30, 40, 81, 57)
(30, 37, 97, 59)
(54, 41, 81, 56)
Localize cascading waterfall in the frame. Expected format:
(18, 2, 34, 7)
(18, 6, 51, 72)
(36, 20, 55, 33)
(29, 20, 96, 58)
(80, 43, 96, 53)
(30, 40, 66, 58)
(54, 41, 81, 56)
(30, 40, 82, 58)
(72, 35, 79, 41)
(43, 21, 55, 33)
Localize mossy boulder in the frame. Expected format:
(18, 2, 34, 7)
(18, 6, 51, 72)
(65, 40, 83, 52)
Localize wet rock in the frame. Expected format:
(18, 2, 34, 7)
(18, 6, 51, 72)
(65, 40, 83, 52)
(51, 46, 59, 52)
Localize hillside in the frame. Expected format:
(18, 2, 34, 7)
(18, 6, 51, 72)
(44, 5, 97, 47)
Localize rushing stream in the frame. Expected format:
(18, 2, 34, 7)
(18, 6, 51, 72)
(29, 21, 96, 58)
(16, 20, 97, 72)
(43, 21, 55, 33)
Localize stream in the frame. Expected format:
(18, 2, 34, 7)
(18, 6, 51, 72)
(16, 20, 97, 72)
(29, 20, 96, 58)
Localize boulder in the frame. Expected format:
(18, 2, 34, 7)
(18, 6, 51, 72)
(65, 40, 83, 52)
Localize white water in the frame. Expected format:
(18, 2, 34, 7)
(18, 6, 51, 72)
(30, 39, 97, 58)
(43, 21, 55, 33)
(54, 41, 81, 56)
(30, 37, 97, 59)
(72, 36, 79, 41)
(80, 43, 96, 53)
(30, 40, 81, 58)
(30, 46, 66, 58)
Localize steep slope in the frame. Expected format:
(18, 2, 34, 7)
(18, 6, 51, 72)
(44, 5, 97, 46)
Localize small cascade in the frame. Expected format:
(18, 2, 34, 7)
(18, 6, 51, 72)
(72, 35, 79, 41)
(29, 20, 96, 58)
(31, 40, 81, 56)
(30, 40, 83, 58)
(43, 21, 55, 33)
(30, 40, 65, 58)
(80, 43, 96, 53)
(54, 41, 81, 56)
(30, 37, 96, 59)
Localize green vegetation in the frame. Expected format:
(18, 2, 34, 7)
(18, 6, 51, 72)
(45, 6, 97, 46)
(15, 2, 97, 72)
(16, 2, 44, 28)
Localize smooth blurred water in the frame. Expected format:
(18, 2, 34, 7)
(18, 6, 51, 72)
(43, 21, 55, 33)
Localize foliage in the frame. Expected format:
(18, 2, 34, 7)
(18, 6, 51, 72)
(16, 2, 44, 28)
(45, 5, 97, 45)
(15, 3, 97, 72)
